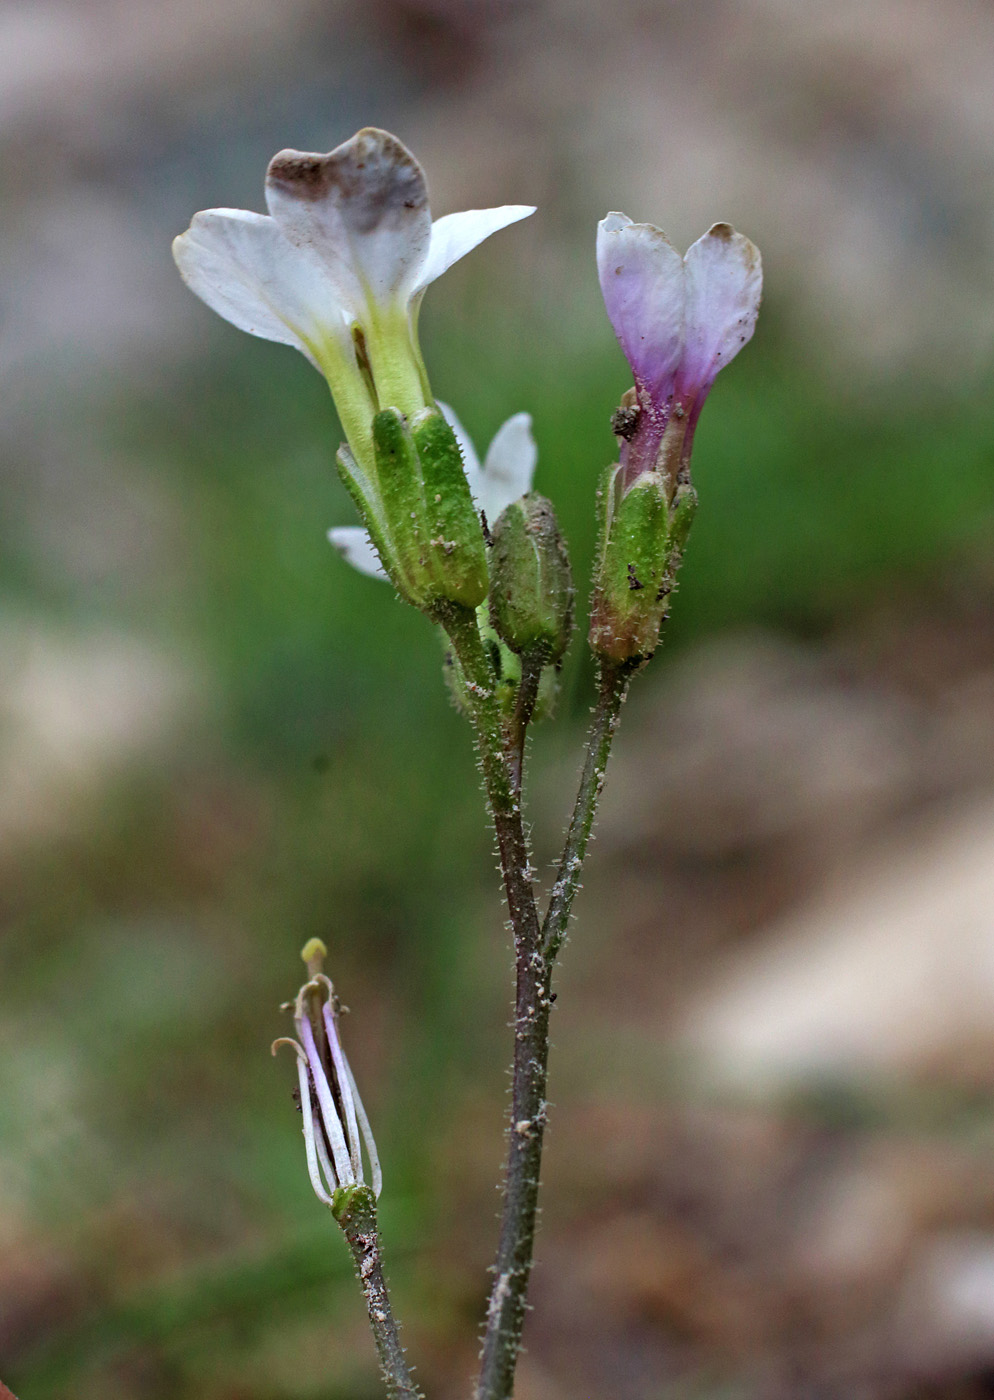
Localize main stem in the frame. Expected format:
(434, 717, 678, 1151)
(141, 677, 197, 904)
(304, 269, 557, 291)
(443, 604, 630, 1400)
(440, 606, 541, 952)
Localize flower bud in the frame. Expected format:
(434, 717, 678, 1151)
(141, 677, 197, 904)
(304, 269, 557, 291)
(488, 493, 574, 666)
(589, 466, 697, 664)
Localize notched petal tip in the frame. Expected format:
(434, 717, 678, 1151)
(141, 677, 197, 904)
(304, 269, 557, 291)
(598, 211, 676, 251)
(700, 221, 762, 267)
(266, 149, 336, 203)
(265, 128, 432, 308)
(679, 221, 763, 395)
(266, 129, 428, 223)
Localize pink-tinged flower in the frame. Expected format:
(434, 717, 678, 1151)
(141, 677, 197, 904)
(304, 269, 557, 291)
(597, 213, 762, 493)
(173, 128, 534, 474)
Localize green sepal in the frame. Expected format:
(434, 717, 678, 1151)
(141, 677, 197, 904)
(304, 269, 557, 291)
(591, 459, 617, 582)
(489, 493, 574, 664)
(372, 408, 434, 607)
(335, 442, 398, 584)
(411, 406, 488, 609)
(589, 470, 672, 663)
(668, 482, 698, 557)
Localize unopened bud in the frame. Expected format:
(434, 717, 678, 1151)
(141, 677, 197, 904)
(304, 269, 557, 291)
(488, 493, 574, 666)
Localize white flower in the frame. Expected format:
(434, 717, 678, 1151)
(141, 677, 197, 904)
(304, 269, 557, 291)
(329, 402, 538, 581)
(173, 128, 534, 469)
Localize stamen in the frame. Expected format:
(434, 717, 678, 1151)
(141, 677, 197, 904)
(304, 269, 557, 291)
(272, 1038, 337, 1207)
(312, 1112, 338, 1199)
(342, 1054, 383, 1198)
(297, 1012, 355, 1186)
(316, 977, 363, 1184)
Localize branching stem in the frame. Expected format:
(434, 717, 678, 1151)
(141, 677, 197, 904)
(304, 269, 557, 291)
(442, 601, 633, 1400)
(541, 661, 631, 962)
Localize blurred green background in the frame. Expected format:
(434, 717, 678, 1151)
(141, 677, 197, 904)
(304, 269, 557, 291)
(6, 3, 994, 1398)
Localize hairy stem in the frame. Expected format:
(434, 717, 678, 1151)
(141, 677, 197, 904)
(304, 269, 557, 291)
(445, 608, 632, 1399)
(440, 605, 541, 952)
(505, 651, 544, 796)
(440, 607, 550, 1400)
(336, 1187, 422, 1400)
(443, 602, 633, 1399)
(541, 661, 630, 962)
(474, 664, 629, 1399)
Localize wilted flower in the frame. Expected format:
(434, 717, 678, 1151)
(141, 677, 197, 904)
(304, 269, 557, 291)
(597, 213, 762, 496)
(173, 128, 534, 476)
(273, 940, 381, 1206)
(329, 402, 537, 580)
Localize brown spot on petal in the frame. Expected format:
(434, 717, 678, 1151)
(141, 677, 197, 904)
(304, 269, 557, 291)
(708, 221, 735, 240)
(267, 129, 429, 236)
(267, 152, 331, 200)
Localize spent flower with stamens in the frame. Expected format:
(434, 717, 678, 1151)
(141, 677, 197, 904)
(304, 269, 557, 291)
(273, 939, 381, 1207)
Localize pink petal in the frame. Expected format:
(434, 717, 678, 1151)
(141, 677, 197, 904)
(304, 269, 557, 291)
(677, 222, 762, 403)
(596, 212, 685, 403)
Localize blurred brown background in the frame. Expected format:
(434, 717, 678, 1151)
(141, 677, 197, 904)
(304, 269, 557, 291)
(5, 2, 994, 1397)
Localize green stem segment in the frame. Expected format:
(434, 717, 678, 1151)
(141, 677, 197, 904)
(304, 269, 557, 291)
(542, 662, 630, 963)
(439, 606, 541, 952)
(443, 601, 631, 1400)
(335, 1186, 422, 1400)
(505, 651, 544, 797)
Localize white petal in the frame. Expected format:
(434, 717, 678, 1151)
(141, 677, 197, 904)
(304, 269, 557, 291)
(478, 413, 538, 522)
(596, 212, 685, 402)
(265, 129, 431, 317)
(416, 205, 536, 293)
(679, 223, 762, 398)
(328, 527, 388, 581)
(437, 400, 483, 491)
(173, 209, 348, 369)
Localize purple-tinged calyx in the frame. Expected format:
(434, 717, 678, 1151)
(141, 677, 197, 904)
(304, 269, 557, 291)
(597, 212, 762, 496)
(273, 939, 382, 1206)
